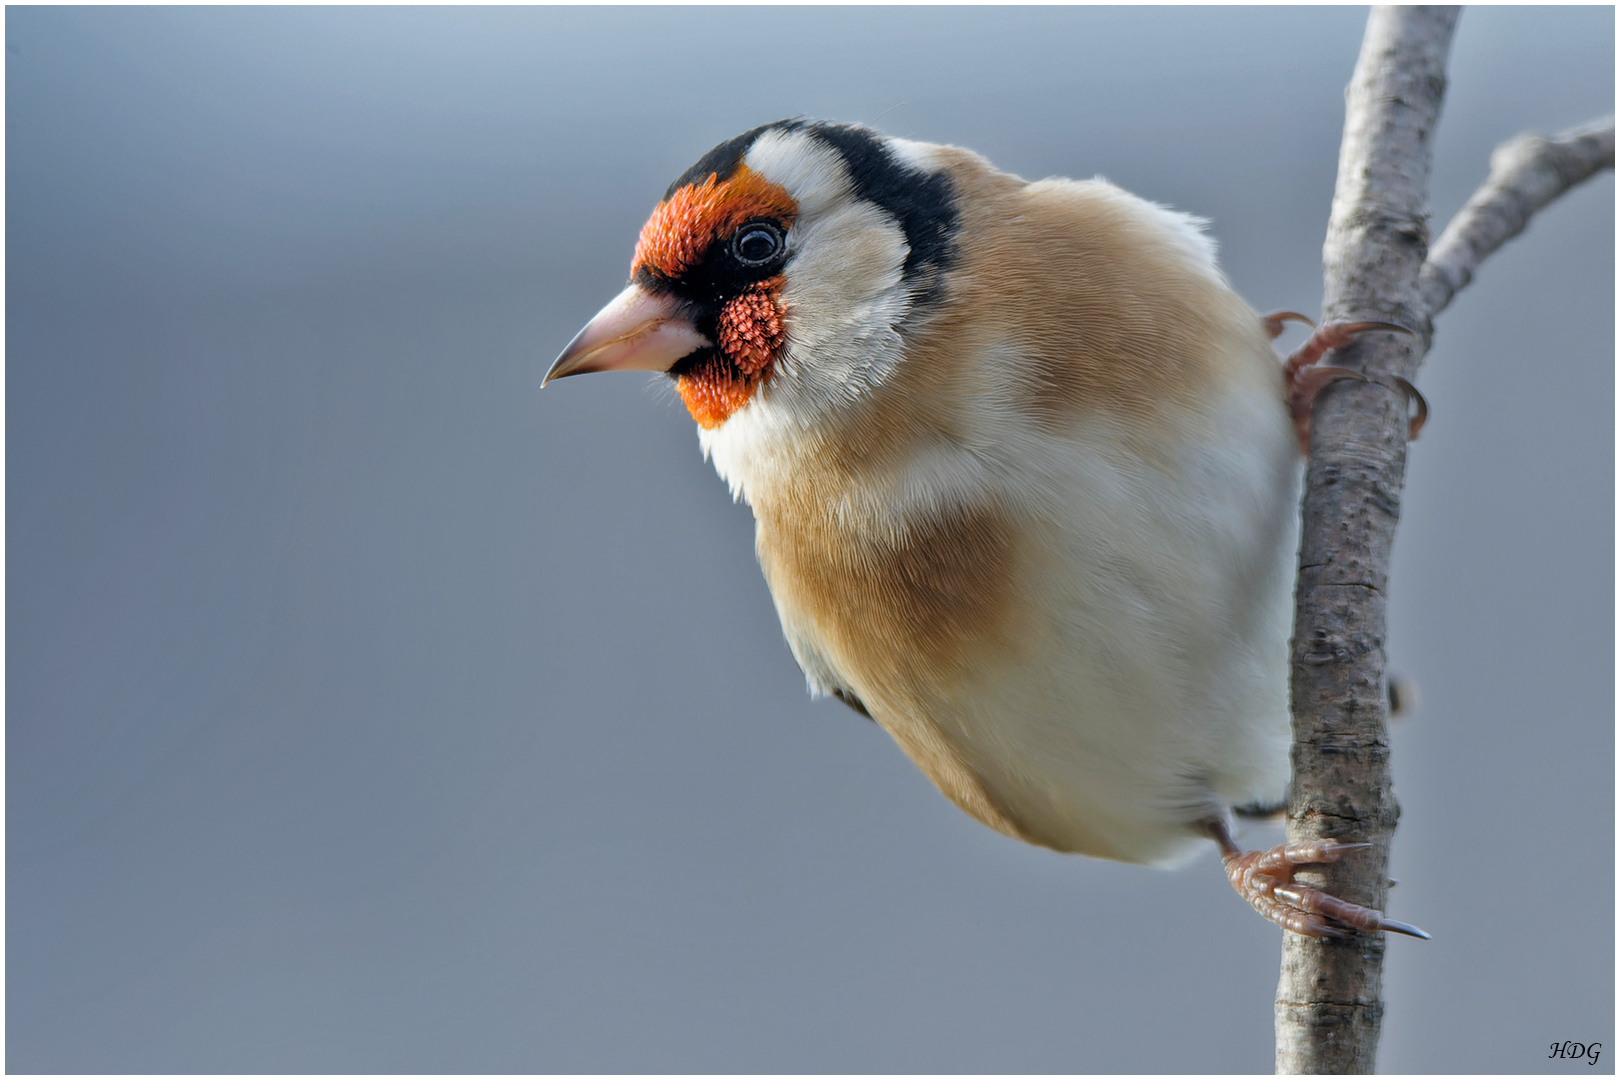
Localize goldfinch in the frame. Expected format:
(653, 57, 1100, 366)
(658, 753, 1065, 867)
(547, 119, 1425, 940)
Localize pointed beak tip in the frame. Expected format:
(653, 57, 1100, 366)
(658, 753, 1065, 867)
(545, 285, 709, 389)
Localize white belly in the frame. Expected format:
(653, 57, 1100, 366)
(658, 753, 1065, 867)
(757, 365, 1302, 866)
(912, 381, 1300, 864)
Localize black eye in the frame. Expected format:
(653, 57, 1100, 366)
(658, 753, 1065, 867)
(731, 223, 784, 266)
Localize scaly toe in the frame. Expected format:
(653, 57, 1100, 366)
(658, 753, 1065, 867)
(1222, 838, 1429, 940)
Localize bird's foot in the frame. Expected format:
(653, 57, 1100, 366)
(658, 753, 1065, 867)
(1281, 320, 1414, 455)
(1221, 837, 1430, 940)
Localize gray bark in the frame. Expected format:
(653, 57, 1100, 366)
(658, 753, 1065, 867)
(1276, 8, 1614, 1074)
(1275, 7, 1459, 1074)
(1420, 117, 1615, 319)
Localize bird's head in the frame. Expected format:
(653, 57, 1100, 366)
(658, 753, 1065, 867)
(546, 120, 960, 440)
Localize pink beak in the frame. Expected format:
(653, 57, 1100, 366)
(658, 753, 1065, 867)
(544, 284, 710, 385)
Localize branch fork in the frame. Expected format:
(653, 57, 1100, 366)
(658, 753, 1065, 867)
(1275, 6, 1611, 1074)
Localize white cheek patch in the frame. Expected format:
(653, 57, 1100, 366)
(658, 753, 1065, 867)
(743, 127, 916, 378)
(779, 199, 908, 357)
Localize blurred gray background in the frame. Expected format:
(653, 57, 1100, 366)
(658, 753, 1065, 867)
(8, 6, 1612, 1073)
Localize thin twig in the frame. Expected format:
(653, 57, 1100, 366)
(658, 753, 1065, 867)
(1420, 117, 1615, 319)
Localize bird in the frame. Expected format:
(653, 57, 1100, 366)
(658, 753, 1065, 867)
(545, 119, 1426, 940)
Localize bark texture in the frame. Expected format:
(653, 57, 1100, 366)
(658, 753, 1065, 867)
(1275, 7, 1459, 1074)
(1419, 117, 1615, 319)
(1276, 10, 1614, 1073)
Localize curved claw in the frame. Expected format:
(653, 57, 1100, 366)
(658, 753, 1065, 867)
(1261, 310, 1317, 340)
(1392, 375, 1429, 441)
(1378, 917, 1432, 940)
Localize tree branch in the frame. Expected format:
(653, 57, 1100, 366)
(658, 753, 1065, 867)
(1420, 116, 1615, 319)
(1277, 10, 1615, 1074)
(1276, 7, 1459, 1074)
